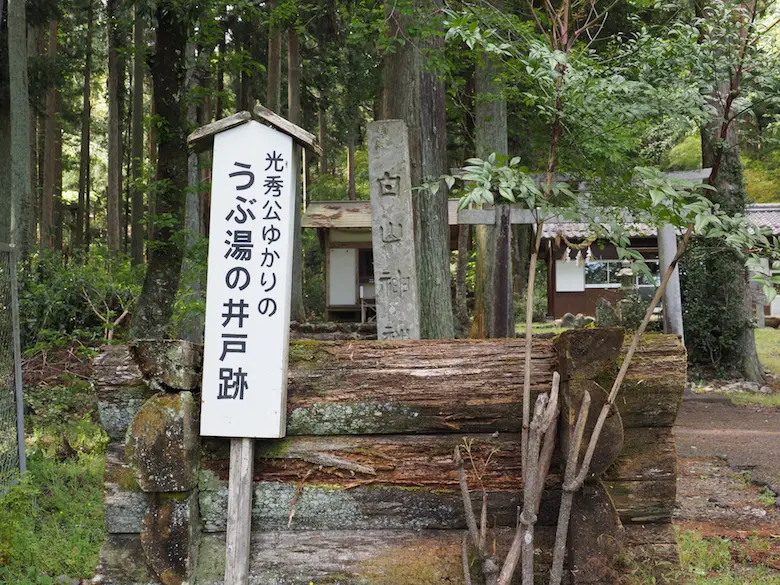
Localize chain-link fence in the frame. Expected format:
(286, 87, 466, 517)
(0, 243, 25, 490)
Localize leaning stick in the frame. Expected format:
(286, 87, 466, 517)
(549, 389, 592, 585)
(498, 373, 560, 585)
(521, 223, 546, 477)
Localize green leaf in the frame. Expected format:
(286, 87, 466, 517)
(763, 286, 777, 305)
(444, 175, 456, 190)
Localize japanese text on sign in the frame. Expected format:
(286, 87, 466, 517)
(201, 121, 295, 438)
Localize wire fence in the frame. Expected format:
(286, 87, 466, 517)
(0, 242, 25, 490)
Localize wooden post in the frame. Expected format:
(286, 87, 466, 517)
(225, 437, 254, 584)
(491, 204, 513, 337)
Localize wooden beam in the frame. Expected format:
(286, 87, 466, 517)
(187, 111, 252, 152)
(253, 105, 323, 155)
(187, 108, 323, 155)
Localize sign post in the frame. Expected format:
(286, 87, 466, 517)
(188, 109, 320, 585)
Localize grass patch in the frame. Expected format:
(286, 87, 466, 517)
(756, 328, 780, 377)
(0, 376, 108, 584)
(674, 529, 780, 584)
(727, 393, 780, 408)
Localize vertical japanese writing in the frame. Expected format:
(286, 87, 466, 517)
(201, 121, 295, 439)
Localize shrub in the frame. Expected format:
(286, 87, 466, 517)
(18, 247, 144, 349)
(680, 238, 751, 372)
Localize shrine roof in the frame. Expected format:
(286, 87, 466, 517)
(302, 200, 780, 236)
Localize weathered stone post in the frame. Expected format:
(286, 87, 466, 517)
(367, 120, 421, 341)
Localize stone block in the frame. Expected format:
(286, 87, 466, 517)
(140, 492, 199, 585)
(130, 340, 203, 391)
(126, 392, 198, 492)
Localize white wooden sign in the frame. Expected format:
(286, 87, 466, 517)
(201, 121, 294, 438)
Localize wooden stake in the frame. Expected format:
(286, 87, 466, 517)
(225, 437, 255, 585)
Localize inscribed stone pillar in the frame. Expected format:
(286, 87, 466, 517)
(367, 120, 420, 340)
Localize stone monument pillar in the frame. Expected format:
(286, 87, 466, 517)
(367, 120, 421, 340)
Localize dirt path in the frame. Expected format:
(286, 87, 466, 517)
(674, 398, 780, 499)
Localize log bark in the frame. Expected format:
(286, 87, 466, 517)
(283, 336, 685, 434)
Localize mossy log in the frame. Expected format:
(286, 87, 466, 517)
(195, 528, 558, 585)
(194, 430, 676, 532)
(97, 526, 675, 585)
(285, 335, 685, 434)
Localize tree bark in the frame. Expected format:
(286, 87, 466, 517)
(130, 1, 188, 339)
(417, 0, 454, 339)
(318, 97, 328, 174)
(288, 27, 305, 322)
(130, 2, 145, 264)
(106, 0, 122, 252)
(75, 0, 93, 252)
(381, 3, 421, 187)
(266, 1, 281, 113)
(7, 0, 32, 254)
(40, 20, 58, 249)
(347, 129, 356, 200)
(455, 225, 471, 337)
(53, 119, 63, 251)
(472, 50, 508, 338)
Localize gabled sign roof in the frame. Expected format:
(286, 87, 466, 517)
(187, 106, 322, 155)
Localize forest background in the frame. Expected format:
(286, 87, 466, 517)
(1, 0, 780, 370)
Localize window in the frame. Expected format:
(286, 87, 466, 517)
(584, 259, 659, 289)
(358, 249, 374, 284)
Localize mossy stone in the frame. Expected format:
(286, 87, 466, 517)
(126, 392, 198, 492)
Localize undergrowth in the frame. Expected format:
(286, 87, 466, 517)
(0, 377, 107, 584)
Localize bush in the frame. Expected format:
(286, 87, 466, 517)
(680, 238, 751, 372)
(18, 247, 144, 349)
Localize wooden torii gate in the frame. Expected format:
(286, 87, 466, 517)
(455, 168, 711, 339)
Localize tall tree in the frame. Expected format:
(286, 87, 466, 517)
(130, 0, 190, 338)
(9, 0, 32, 254)
(288, 25, 305, 322)
(130, 2, 145, 264)
(472, 47, 508, 338)
(75, 0, 93, 252)
(40, 20, 58, 249)
(106, 0, 122, 252)
(417, 0, 454, 339)
(382, 0, 454, 339)
(266, 1, 281, 112)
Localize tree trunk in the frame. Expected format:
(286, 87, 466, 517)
(106, 0, 122, 252)
(266, 2, 281, 113)
(0, 27, 10, 244)
(6, 0, 32, 255)
(318, 97, 328, 174)
(381, 3, 421, 187)
(147, 71, 157, 250)
(40, 20, 58, 249)
(417, 0, 454, 339)
(455, 225, 471, 337)
(347, 128, 356, 200)
(53, 119, 63, 251)
(75, 0, 93, 252)
(130, 1, 188, 339)
(472, 51, 508, 338)
(288, 27, 305, 322)
(130, 2, 145, 264)
(698, 94, 765, 383)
